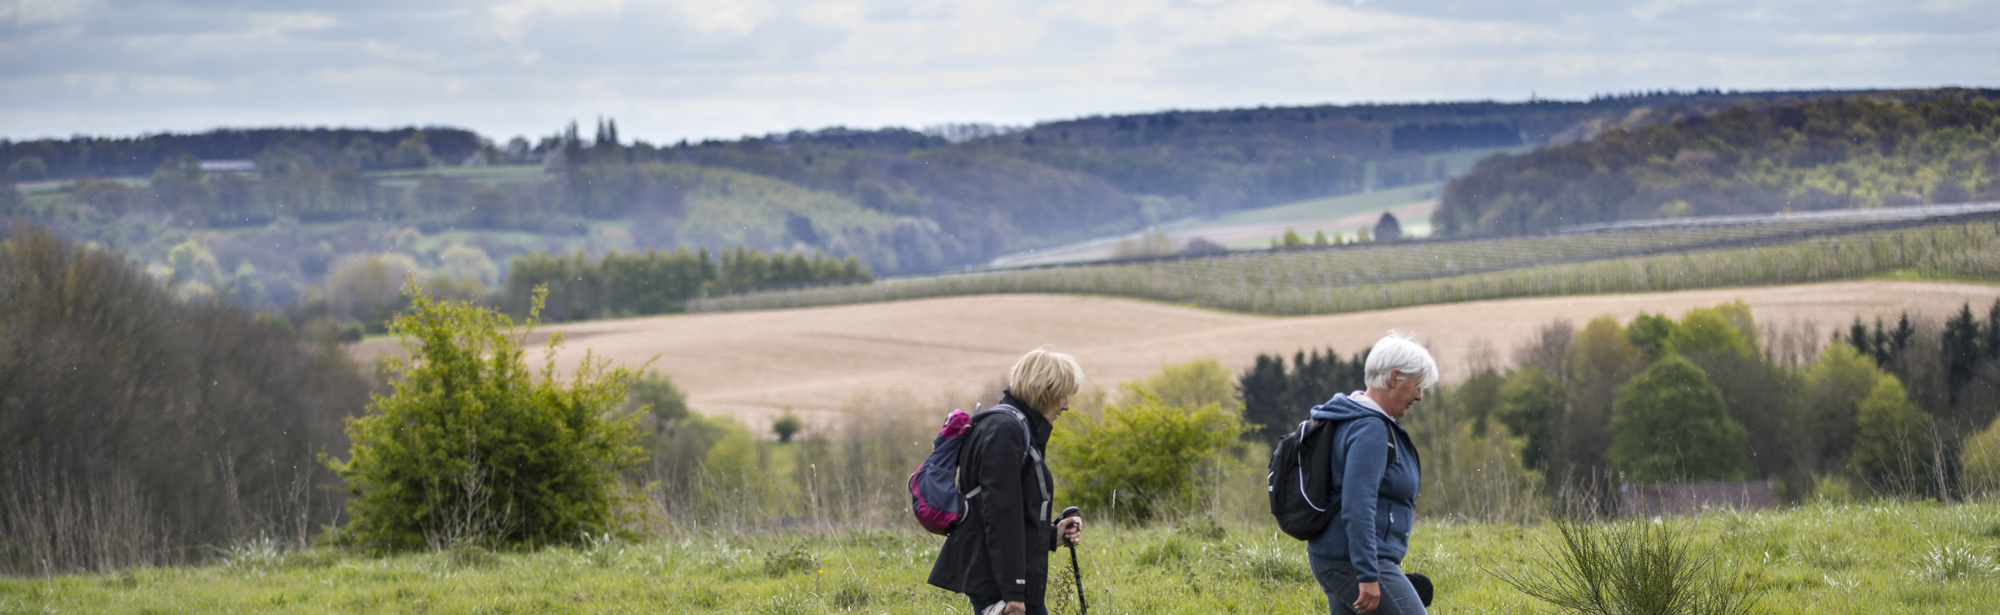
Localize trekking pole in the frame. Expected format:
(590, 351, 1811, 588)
(1059, 506, 1088, 615)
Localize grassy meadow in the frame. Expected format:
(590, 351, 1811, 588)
(4, 500, 1996, 614)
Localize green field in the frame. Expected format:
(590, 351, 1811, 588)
(1167, 183, 1433, 228)
(695, 217, 2000, 314)
(4, 500, 1995, 614)
(365, 164, 548, 189)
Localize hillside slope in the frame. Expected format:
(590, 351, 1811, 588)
(351, 280, 2000, 428)
(1437, 89, 2000, 235)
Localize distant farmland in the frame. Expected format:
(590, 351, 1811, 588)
(692, 202, 2000, 316)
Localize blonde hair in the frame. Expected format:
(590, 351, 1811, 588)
(1008, 348, 1084, 413)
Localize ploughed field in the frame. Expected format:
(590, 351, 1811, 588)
(5, 500, 1996, 614)
(350, 280, 2000, 429)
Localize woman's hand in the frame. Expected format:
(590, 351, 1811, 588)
(1003, 600, 1026, 615)
(1057, 515, 1084, 546)
(1353, 581, 1380, 613)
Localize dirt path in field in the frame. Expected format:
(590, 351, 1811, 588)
(346, 280, 2000, 431)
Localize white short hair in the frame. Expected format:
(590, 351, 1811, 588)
(1365, 332, 1439, 390)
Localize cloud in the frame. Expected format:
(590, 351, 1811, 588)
(1, 0, 98, 26)
(0, 0, 1994, 142)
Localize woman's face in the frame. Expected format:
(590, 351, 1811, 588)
(1377, 371, 1425, 419)
(1042, 397, 1071, 423)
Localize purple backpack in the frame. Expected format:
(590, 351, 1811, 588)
(909, 404, 1048, 535)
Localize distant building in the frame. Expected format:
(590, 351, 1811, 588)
(1621, 481, 1778, 517)
(198, 160, 256, 173)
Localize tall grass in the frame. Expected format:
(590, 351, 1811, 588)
(692, 219, 2000, 315)
(8, 500, 1999, 613)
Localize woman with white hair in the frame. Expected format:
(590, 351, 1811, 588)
(1306, 332, 1438, 615)
(928, 348, 1088, 615)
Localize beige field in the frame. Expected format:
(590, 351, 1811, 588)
(349, 280, 2000, 432)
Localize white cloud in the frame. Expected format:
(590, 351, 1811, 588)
(0, 0, 96, 25)
(672, 0, 774, 34)
(0, 0, 1995, 142)
(245, 12, 339, 34)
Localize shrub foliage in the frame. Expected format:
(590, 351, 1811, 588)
(332, 286, 645, 551)
(1051, 380, 1245, 525)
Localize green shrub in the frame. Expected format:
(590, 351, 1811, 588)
(1497, 519, 1761, 615)
(761, 544, 817, 577)
(1136, 535, 1193, 566)
(625, 370, 689, 423)
(772, 412, 803, 443)
(1961, 414, 2000, 499)
(1049, 386, 1244, 525)
(1229, 544, 1311, 584)
(1609, 355, 1753, 482)
(1849, 376, 1931, 497)
(830, 579, 871, 609)
(1173, 516, 1228, 542)
(1134, 358, 1238, 412)
(330, 285, 646, 552)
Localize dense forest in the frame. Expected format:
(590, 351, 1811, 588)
(1436, 89, 2000, 235)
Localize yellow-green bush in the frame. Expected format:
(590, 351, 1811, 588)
(1050, 385, 1244, 525)
(1963, 415, 2000, 499)
(331, 286, 645, 552)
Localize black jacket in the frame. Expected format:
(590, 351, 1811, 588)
(927, 393, 1059, 603)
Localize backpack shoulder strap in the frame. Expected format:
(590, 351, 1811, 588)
(979, 403, 1052, 523)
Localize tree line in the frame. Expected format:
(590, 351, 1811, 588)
(502, 246, 869, 322)
(1436, 89, 2000, 236)
(0, 224, 367, 574)
(1237, 300, 2000, 509)
(1, 127, 481, 181)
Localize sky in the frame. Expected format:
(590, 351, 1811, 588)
(1, 0, 1995, 144)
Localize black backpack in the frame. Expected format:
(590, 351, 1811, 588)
(1267, 414, 1396, 541)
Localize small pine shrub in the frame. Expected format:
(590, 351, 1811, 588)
(1497, 519, 1761, 615)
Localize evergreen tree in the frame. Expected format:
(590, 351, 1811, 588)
(1944, 303, 1982, 403)
(1985, 299, 2000, 361)
(1238, 354, 1292, 445)
(1374, 212, 1403, 241)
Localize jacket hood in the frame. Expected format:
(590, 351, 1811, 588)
(1308, 392, 1390, 423)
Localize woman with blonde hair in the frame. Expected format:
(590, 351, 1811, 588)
(928, 348, 1088, 615)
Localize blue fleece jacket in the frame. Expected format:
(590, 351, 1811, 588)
(1304, 392, 1422, 583)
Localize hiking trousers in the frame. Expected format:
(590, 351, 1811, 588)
(1308, 555, 1428, 615)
